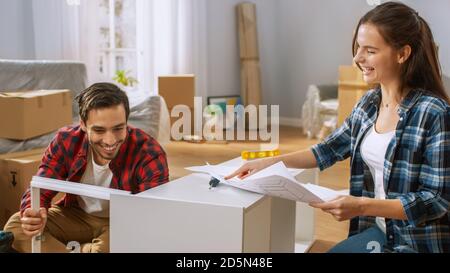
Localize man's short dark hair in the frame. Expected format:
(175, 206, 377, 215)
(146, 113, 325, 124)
(75, 82, 130, 123)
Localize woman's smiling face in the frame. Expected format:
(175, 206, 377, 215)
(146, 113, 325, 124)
(353, 23, 402, 87)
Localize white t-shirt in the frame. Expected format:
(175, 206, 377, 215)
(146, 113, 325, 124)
(360, 125, 395, 233)
(77, 149, 113, 218)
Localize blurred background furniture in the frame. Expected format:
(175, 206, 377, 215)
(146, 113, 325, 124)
(302, 84, 338, 140)
(0, 59, 169, 155)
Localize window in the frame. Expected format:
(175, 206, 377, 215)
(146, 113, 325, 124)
(97, 0, 138, 89)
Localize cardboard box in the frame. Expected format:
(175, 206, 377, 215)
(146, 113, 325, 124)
(0, 149, 44, 228)
(0, 90, 73, 140)
(337, 66, 372, 126)
(338, 65, 366, 83)
(158, 75, 195, 109)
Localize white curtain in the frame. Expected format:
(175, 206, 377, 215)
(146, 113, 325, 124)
(136, 0, 208, 99)
(31, 0, 81, 60)
(30, 0, 99, 84)
(30, 0, 208, 101)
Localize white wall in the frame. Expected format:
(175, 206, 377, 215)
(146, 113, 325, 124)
(403, 0, 450, 96)
(275, 0, 371, 118)
(205, 0, 450, 119)
(0, 0, 35, 59)
(1, 0, 449, 117)
(404, 0, 450, 77)
(204, 0, 374, 119)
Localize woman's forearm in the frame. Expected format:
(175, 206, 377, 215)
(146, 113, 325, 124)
(269, 149, 318, 169)
(360, 198, 407, 220)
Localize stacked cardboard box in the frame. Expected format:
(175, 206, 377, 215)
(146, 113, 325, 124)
(0, 149, 44, 228)
(0, 90, 73, 140)
(0, 89, 73, 227)
(337, 66, 372, 126)
(158, 75, 196, 137)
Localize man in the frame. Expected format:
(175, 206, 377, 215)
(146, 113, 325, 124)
(3, 83, 169, 253)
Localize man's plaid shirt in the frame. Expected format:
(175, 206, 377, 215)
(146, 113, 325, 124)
(311, 88, 450, 253)
(20, 125, 169, 215)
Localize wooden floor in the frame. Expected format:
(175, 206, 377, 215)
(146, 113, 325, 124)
(164, 126, 350, 253)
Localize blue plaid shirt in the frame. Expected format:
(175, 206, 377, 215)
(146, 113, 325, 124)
(311, 88, 450, 253)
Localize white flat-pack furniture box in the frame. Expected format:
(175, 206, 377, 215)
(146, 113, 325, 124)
(30, 158, 317, 253)
(110, 172, 296, 253)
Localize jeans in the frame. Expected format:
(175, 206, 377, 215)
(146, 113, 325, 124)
(328, 226, 386, 253)
(4, 205, 109, 253)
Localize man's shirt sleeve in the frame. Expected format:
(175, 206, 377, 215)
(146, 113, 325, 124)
(20, 132, 68, 215)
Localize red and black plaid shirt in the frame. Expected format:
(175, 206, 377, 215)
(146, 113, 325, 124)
(20, 125, 169, 215)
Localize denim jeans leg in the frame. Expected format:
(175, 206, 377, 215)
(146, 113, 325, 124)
(327, 226, 386, 253)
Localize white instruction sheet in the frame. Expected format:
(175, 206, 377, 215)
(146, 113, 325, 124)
(186, 161, 343, 203)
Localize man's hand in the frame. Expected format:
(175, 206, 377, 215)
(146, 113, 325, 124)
(20, 208, 47, 237)
(310, 196, 365, 222)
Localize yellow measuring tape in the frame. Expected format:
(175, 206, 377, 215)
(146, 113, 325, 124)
(241, 149, 280, 160)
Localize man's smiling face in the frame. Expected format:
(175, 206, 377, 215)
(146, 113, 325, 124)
(81, 104, 127, 166)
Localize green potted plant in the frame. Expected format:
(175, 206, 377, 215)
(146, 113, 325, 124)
(113, 70, 138, 89)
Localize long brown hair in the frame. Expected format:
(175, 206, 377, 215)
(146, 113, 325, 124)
(352, 1, 449, 103)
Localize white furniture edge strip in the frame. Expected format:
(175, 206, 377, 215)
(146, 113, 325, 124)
(31, 186, 40, 253)
(30, 176, 130, 200)
(30, 176, 130, 253)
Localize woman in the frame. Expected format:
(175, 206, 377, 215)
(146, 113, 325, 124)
(226, 2, 450, 253)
